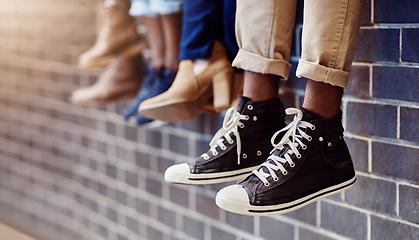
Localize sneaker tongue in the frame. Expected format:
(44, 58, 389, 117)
(300, 107, 323, 121)
(237, 96, 252, 113)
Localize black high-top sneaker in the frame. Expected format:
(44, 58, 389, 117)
(216, 107, 356, 215)
(164, 96, 286, 185)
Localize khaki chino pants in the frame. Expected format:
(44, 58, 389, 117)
(232, 0, 365, 88)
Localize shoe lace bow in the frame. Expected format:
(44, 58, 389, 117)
(252, 108, 315, 186)
(201, 107, 248, 164)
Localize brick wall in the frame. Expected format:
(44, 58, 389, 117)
(0, 0, 418, 240)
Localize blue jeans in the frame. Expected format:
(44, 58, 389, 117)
(179, 0, 238, 62)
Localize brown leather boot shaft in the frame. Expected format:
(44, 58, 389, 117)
(78, 0, 144, 69)
(96, 0, 138, 53)
(71, 54, 143, 105)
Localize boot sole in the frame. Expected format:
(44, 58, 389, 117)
(164, 164, 259, 185)
(78, 41, 145, 69)
(216, 175, 357, 216)
(139, 100, 200, 122)
(69, 90, 137, 106)
(139, 85, 213, 122)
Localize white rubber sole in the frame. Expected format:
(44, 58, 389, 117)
(164, 163, 259, 185)
(216, 175, 357, 216)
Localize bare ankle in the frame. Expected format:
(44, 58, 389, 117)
(302, 79, 343, 119)
(243, 71, 280, 101)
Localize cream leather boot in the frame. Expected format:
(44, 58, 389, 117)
(78, 0, 144, 69)
(139, 41, 234, 122)
(71, 54, 144, 106)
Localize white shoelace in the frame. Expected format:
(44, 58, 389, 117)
(201, 107, 248, 164)
(252, 108, 315, 186)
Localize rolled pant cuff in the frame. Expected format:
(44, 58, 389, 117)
(296, 59, 350, 88)
(151, 0, 183, 15)
(232, 49, 291, 80)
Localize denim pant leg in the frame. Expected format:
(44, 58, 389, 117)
(179, 0, 223, 60)
(222, 0, 239, 62)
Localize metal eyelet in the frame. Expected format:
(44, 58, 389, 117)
(307, 136, 312, 141)
(239, 123, 245, 128)
(203, 156, 209, 160)
(247, 105, 253, 110)
(311, 126, 316, 130)
(282, 170, 288, 175)
(302, 145, 307, 150)
(296, 154, 302, 159)
(221, 146, 227, 150)
(257, 151, 262, 156)
(290, 162, 295, 167)
(253, 116, 258, 121)
(273, 177, 279, 181)
(242, 153, 247, 159)
(228, 139, 234, 144)
(213, 151, 219, 156)
(319, 137, 324, 141)
(264, 182, 270, 186)
(244, 115, 249, 120)
(327, 142, 332, 147)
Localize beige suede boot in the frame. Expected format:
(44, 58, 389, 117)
(78, 0, 144, 69)
(201, 70, 244, 114)
(139, 41, 234, 122)
(71, 54, 144, 106)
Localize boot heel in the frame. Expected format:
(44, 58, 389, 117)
(212, 69, 233, 111)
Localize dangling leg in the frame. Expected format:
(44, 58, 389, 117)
(121, 0, 182, 124)
(163, 0, 295, 185)
(216, 0, 365, 216)
(139, 0, 237, 122)
(78, 0, 144, 69)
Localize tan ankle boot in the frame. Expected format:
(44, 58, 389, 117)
(138, 41, 234, 122)
(78, 0, 145, 69)
(201, 70, 244, 114)
(71, 54, 144, 106)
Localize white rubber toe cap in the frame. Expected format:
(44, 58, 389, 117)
(216, 185, 251, 214)
(164, 163, 191, 183)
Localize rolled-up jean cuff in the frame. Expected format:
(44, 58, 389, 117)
(151, 1, 183, 15)
(130, 0, 182, 17)
(296, 59, 350, 88)
(130, 1, 156, 17)
(232, 49, 291, 80)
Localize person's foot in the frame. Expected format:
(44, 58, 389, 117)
(78, 0, 144, 69)
(216, 107, 356, 216)
(164, 96, 286, 184)
(70, 54, 143, 106)
(138, 41, 236, 123)
(122, 66, 175, 125)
